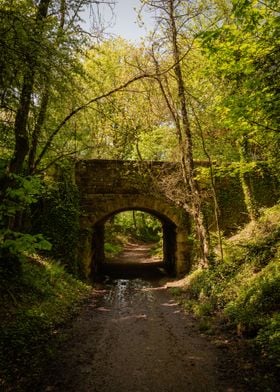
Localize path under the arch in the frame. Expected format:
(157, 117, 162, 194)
(37, 246, 246, 392)
(106, 241, 161, 264)
(101, 241, 164, 277)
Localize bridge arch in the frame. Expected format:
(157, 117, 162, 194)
(78, 194, 192, 279)
(92, 207, 175, 276)
(75, 160, 192, 279)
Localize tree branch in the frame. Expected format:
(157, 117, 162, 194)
(33, 43, 195, 170)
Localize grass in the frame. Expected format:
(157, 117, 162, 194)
(170, 204, 280, 380)
(104, 241, 123, 258)
(0, 254, 91, 390)
(149, 238, 163, 259)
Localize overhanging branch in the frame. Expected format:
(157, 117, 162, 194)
(34, 46, 194, 170)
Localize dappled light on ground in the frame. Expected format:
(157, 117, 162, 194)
(38, 276, 244, 392)
(101, 241, 166, 280)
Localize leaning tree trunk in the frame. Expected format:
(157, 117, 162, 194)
(168, 0, 209, 266)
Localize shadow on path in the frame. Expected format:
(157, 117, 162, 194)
(102, 241, 166, 280)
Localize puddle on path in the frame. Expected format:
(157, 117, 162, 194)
(37, 247, 245, 392)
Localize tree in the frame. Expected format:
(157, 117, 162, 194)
(0, 0, 118, 177)
(200, 0, 280, 220)
(0, 0, 116, 271)
(141, 0, 210, 265)
(67, 38, 177, 161)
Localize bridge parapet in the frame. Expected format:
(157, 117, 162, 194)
(75, 159, 178, 195)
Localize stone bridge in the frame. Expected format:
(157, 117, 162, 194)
(75, 159, 193, 279)
(74, 159, 277, 279)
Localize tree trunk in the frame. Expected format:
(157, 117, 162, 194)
(28, 87, 50, 174)
(8, 0, 51, 175)
(2, 0, 51, 247)
(168, 0, 209, 266)
(132, 211, 138, 235)
(9, 73, 34, 174)
(239, 135, 259, 221)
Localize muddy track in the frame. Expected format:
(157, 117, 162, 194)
(38, 244, 246, 392)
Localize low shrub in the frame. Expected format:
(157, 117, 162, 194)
(173, 204, 280, 371)
(256, 313, 280, 367)
(104, 241, 123, 257)
(224, 260, 280, 335)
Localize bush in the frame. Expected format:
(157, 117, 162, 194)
(104, 241, 123, 257)
(256, 313, 280, 366)
(32, 168, 80, 275)
(224, 261, 280, 334)
(0, 173, 51, 275)
(173, 204, 280, 369)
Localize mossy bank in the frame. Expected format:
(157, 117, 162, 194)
(170, 204, 280, 389)
(0, 255, 91, 391)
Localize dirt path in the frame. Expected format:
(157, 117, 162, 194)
(38, 244, 246, 392)
(106, 241, 161, 264)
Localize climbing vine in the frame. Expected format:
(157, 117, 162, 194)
(33, 163, 81, 276)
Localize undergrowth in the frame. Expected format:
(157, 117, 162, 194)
(172, 204, 280, 376)
(104, 240, 123, 258)
(0, 255, 91, 390)
(149, 238, 163, 259)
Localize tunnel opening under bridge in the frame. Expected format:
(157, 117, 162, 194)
(92, 208, 176, 278)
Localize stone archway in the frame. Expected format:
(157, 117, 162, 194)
(75, 159, 192, 279)
(77, 195, 192, 279)
(91, 208, 177, 276)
